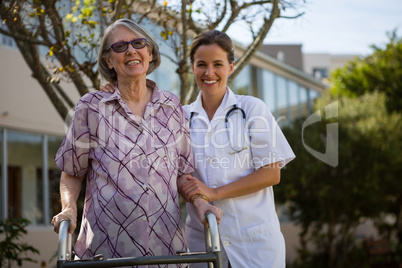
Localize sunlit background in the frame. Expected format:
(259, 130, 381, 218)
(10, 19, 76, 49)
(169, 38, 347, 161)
(228, 0, 402, 55)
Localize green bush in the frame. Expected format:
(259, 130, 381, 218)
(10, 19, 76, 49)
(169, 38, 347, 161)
(0, 218, 40, 268)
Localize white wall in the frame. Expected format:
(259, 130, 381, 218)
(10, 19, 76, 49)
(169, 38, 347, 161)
(0, 46, 81, 136)
(0, 45, 79, 268)
(303, 53, 357, 78)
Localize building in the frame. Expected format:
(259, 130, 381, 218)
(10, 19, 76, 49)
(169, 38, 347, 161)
(260, 44, 359, 81)
(259, 44, 304, 70)
(0, 22, 327, 268)
(303, 53, 358, 80)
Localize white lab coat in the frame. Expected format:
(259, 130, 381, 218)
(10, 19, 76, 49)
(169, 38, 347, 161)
(184, 88, 295, 268)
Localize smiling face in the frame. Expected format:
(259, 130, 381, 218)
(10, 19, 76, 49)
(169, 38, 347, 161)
(105, 26, 152, 83)
(192, 43, 235, 100)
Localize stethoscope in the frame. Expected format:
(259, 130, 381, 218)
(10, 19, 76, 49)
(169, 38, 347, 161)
(189, 105, 248, 155)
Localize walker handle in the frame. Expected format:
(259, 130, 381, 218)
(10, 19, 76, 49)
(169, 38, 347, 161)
(58, 220, 72, 261)
(204, 212, 221, 253)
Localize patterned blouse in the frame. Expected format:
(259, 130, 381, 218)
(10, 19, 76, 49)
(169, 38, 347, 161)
(55, 80, 193, 267)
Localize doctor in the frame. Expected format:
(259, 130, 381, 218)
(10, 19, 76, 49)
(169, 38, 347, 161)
(179, 30, 295, 268)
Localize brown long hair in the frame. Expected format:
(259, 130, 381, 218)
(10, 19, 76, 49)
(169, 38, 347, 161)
(189, 30, 235, 64)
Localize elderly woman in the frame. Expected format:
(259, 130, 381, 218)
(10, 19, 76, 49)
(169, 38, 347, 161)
(51, 19, 221, 264)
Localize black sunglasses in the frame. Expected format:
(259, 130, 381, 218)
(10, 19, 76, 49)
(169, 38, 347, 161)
(109, 38, 148, 53)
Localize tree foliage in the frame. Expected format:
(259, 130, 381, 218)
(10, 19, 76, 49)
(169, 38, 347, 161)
(275, 31, 402, 267)
(277, 91, 402, 267)
(0, 218, 40, 268)
(330, 30, 402, 113)
(0, 0, 305, 121)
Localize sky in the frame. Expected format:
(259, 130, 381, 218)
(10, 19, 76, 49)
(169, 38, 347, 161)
(228, 0, 402, 56)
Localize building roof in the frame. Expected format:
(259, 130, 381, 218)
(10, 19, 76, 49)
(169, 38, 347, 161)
(259, 44, 303, 70)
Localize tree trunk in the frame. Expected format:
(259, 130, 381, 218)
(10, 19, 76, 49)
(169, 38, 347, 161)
(178, 0, 190, 104)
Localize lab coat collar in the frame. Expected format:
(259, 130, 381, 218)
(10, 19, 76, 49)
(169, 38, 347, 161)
(219, 87, 239, 115)
(189, 86, 238, 115)
(189, 91, 205, 115)
(188, 93, 210, 127)
(189, 87, 238, 129)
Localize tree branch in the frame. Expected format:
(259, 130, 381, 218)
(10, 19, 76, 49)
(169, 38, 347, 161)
(43, 1, 90, 96)
(208, 0, 228, 31)
(177, 0, 190, 103)
(112, 0, 125, 21)
(279, 12, 305, 19)
(220, 0, 245, 33)
(220, 0, 273, 33)
(230, 0, 280, 80)
(0, 25, 47, 46)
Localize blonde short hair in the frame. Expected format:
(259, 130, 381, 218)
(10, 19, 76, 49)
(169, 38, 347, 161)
(98, 19, 161, 82)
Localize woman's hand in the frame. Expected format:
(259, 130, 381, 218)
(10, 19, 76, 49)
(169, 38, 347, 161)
(180, 176, 217, 202)
(99, 82, 116, 93)
(51, 207, 77, 234)
(192, 198, 222, 228)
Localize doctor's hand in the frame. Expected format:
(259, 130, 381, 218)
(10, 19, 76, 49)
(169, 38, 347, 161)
(177, 174, 197, 201)
(180, 176, 218, 202)
(99, 82, 115, 93)
(192, 198, 222, 227)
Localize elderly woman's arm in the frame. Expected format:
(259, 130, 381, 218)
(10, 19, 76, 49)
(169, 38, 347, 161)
(179, 162, 281, 202)
(52, 171, 84, 234)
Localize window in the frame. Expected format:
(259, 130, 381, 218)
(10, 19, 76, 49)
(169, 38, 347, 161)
(143, 19, 182, 97)
(313, 68, 328, 79)
(260, 70, 276, 115)
(47, 136, 63, 219)
(148, 57, 180, 96)
(308, 89, 321, 113)
(230, 65, 251, 95)
(277, 51, 285, 62)
(288, 81, 300, 121)
(7, 130, 42, 222)
(0, 129, 3, 219)
(0, 128, 63, 225)
(276, 76, 288, 124)
(0, 24, 15, 48)
(300, 87, 309, 116)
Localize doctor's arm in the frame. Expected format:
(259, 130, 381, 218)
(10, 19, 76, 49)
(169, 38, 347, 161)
(179, 161, 281, 202)
(178, 174, 222, 226)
